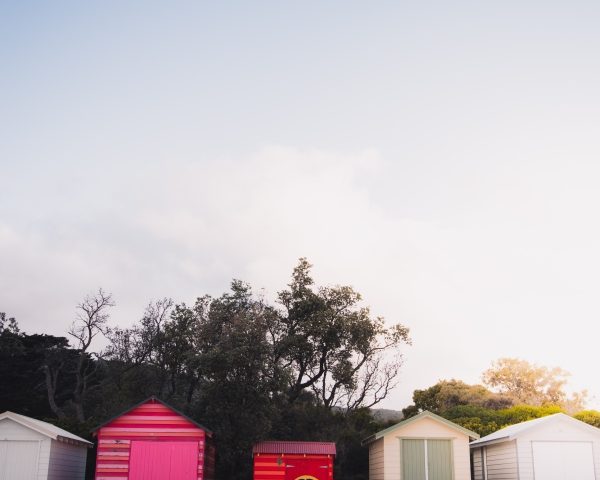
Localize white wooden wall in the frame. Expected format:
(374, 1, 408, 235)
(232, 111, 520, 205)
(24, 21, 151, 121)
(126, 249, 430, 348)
(0, 418, 51, 480)
(0, 418, 87, 480)
(515, 417, 600, 480)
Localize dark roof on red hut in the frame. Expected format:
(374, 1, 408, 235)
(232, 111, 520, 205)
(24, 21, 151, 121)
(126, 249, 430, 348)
(253, 441, 336, 455)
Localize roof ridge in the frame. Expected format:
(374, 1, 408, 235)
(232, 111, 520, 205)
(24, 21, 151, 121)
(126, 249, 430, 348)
(91, 396, 212, 435)
(363, 410, 480, 445)
(470, 412, 595, 447)
(0, 411, 92, 445)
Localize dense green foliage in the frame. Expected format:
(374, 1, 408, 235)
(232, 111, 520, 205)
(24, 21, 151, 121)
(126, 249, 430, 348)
(0, 259, 410, 480)
(574, 410, 600, 428)
(403, 378, 596, 437)
(445, 404, 565, 436)
(402, 379, 514, 418)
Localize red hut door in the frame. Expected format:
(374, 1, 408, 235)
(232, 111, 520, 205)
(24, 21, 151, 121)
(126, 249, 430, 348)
(285, 458, 328, 480)
(129, 441, 198, 480)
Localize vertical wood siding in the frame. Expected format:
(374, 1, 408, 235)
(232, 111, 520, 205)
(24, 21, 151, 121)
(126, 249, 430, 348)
(94, 400, 208, 480)
(0, 418, 50, 480)
(427, 439, 452, 480)
(128, 441, 198, 480)
(401, 439, 426, 480)
(0, 440, 42, 480)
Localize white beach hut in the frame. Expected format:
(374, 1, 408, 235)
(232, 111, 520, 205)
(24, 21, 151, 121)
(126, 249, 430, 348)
(470, 413, 600, 480)
(0, 411, 91, 480)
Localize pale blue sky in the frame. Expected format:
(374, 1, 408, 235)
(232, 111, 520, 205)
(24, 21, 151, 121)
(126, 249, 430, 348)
(2, 1, 600, 409)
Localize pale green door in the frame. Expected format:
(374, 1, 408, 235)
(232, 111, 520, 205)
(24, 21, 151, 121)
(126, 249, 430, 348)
(427, 439, 453, 480)
(402, 439, 426, 480)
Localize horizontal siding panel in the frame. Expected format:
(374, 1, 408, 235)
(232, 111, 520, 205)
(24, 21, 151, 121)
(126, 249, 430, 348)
(95, 400, 211, 480)
(484, 441, 518, 480)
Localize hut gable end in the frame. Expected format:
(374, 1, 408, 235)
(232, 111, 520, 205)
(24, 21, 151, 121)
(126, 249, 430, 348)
(94, 398, 213, 480)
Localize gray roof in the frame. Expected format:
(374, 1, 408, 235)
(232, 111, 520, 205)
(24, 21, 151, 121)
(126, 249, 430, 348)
(0, 411, 92, 446)
(470, 413, 600, 447)
(363, 410, 480, 445)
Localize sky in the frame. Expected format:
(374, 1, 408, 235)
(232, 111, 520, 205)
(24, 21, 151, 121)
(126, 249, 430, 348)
(2, 1, 600, 410)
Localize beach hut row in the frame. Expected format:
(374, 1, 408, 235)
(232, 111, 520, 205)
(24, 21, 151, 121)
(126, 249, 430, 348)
(0, 397, 332, 480)
(2, 398, 600, 480)
(363, 410, 600, 480)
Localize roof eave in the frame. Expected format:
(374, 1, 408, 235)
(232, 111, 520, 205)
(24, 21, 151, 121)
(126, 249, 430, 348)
(1, 412, 90, 445)
(361, 434, 378, 446)
(56, 435, 93, 448)
(470, 436, 511, 448)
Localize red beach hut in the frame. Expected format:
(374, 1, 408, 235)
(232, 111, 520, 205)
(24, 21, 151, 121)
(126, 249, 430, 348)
(93, 396, 214, 480)
(253, 441, 335, 480)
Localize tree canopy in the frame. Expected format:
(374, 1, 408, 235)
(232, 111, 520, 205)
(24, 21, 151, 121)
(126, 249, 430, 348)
(403, 359, 593, 438)
(1, 259, 410, 480)
(482, 357, 587, 412)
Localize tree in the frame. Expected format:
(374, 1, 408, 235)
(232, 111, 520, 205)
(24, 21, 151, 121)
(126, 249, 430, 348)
(402, 379, 513, 418)
(0, 312, 19, 334)
(0, 314, 77, 419)
(574, 410, 600, 428)
(275, 258, 410, 409)
(100, 259, 409, 480)
(63, 289, 115, 421)
(190, 282, 285, 480)
(108, 298, 173, 368)
(440, 403, 563, 436)
(482, 358, 586, 412)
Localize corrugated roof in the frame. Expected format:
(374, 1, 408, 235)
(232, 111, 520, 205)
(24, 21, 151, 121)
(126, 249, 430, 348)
(0, 411, 92, 446)
(470, 413, 600, 447)
(253, 441, 336, 455)
(362, 410, 480, 445)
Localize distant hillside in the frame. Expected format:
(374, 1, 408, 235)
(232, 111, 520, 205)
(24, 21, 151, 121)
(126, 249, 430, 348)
(371, 408, 403, 423)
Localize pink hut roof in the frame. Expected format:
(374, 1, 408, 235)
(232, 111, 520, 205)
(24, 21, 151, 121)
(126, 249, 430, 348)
(253, 441, 336, 455)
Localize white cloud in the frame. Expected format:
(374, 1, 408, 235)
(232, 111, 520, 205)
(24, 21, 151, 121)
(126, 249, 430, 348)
(2, 145, 599, 410)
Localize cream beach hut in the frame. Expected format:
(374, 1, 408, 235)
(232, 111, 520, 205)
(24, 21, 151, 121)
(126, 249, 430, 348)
(363, 410, 479, 480)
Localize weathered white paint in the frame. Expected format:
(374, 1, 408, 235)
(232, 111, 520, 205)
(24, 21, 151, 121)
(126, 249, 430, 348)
(368, 438, 384, 480)
(0, 416, 87, 480)
(371, 414, 475, 480)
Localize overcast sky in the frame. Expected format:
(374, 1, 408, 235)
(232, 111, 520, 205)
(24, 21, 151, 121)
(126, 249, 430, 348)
(2, 1, 600, 410)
